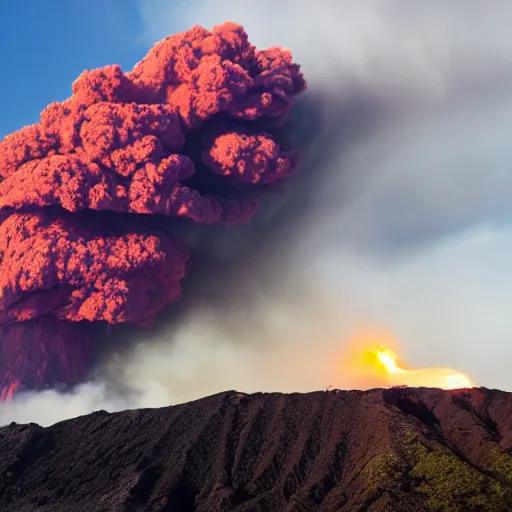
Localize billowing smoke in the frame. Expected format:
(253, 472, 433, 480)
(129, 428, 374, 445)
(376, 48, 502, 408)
(0, 22, 305, 399)
(3, 1, 512, 425)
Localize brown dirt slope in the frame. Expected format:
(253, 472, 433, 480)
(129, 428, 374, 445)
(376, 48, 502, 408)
(1, 387, 512, 511)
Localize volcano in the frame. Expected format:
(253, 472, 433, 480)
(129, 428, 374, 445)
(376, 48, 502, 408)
(1, 387, 512, 511)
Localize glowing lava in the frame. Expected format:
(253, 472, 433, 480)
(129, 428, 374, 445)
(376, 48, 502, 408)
(367, 345, 474, 390)
(337, 331, 474, 390)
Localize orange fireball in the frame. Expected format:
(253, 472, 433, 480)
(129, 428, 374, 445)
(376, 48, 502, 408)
(337, 330, 474, 390)
(369, 345, 473, 389)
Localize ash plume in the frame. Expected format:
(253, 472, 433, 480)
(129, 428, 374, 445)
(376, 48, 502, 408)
(0, 22, 305, 399)
(3, 1, 512, 425)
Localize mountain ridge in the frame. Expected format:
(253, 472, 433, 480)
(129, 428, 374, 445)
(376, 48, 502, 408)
(1, 387, 512, 511)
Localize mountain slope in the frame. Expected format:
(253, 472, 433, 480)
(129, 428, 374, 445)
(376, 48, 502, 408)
(1, 387, 512, 511)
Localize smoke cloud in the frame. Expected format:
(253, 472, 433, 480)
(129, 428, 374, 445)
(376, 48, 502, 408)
(0, 22, 305, 402)
(2, 0, 512, 425)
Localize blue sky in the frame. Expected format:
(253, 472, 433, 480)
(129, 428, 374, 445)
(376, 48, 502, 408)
(0, 1, 146, 139)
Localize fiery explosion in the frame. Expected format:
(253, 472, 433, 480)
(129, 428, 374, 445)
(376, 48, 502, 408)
(368, 346, 474, 389)
(0, 22, 306, 399)
(337, 331, 474, 390)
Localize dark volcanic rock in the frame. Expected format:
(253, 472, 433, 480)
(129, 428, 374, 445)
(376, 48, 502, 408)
(1, 387, 512, 511)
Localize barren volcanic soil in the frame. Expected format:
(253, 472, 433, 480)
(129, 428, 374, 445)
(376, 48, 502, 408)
(1, 387, 512, 511)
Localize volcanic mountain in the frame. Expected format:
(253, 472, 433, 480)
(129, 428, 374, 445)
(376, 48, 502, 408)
(1, 387, 512, 511)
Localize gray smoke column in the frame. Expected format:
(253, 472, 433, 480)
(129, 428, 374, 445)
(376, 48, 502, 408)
(2, 0, 512, 425)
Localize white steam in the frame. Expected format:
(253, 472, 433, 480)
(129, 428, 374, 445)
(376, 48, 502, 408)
(2, 0, 512, 426)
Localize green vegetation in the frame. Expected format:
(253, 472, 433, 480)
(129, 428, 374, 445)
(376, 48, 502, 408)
(410, 449, 498, 511)
(360, 429, 512, 511)
(490, 446, 512, 483)
(359, 451, 406, 503)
